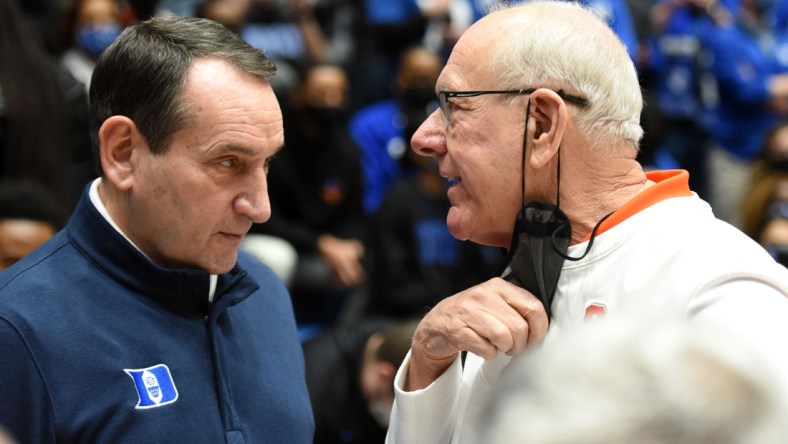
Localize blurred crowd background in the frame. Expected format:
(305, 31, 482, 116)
(3, 0, 788, 442)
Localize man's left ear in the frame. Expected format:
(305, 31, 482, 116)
(527, 89, 567, 168)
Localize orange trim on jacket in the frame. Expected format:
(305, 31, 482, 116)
(585, 170, 693, 240)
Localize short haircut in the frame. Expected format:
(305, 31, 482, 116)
(89, 16, 276, 168)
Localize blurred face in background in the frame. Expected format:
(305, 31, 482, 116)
(396, 47, 442, 114)
(0, 219, 55, 270)
(301, 65, 349, 110)
(292, 65, 349, 138)
(359, 333, 396, 428)
(74, 0, 124, 58)
(764, 125, 788, 171)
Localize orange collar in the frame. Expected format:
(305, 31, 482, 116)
(583, 170, 692, 241)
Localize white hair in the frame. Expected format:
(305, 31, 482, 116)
(488, 1, 643, 151)
(481, 316, 788, 444)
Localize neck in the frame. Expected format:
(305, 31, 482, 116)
(98, 180, 124, 226)
(94, 179, 152, 259)
(559, 150, 651, 245)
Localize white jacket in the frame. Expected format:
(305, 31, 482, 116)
(387, 170, 788, 443)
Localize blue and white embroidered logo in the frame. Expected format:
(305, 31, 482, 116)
(124, 364, 179, 409)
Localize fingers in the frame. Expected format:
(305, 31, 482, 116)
(334, 256, 364, 286)
(463, 310, 517, 360)
(493, 278, 549, 349)
(414, 319, 499, 363)
(412, 278, 548, 362)
(318, 236, 365, 286)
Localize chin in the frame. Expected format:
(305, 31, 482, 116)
(446, 210, 469, 241)
(446, 221, 469, 241)
(202, 253, 239, 274)
(450, 223, 508, 248)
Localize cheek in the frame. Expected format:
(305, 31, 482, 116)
(139, 175, 206, 236)
(469, 158, 517, 206)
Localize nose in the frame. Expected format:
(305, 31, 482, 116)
(235, 169, 271, 224)
(410, 109, 446, 158)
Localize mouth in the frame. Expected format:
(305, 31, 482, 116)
(219, 232, 245, 241)
(443, 174, 461, 187)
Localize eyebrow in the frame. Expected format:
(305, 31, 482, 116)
(210, 143, 284, 158)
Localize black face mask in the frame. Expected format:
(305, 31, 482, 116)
(767, 157, 788, 173)
(501, 201, 571, 319)
(498, 98, 609, 321)
(501, 200, 609, 320)
(304, 106, 344, 134)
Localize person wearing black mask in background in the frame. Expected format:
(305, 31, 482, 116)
(349, 45, 442, 214)
(249, 63, 367, 336)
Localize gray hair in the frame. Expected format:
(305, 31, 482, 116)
(488, 1, 643, 150)
(481, 316, 788, 444)
(89, 16, 276, 166)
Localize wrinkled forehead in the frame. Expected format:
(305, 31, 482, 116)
(437, 38, 489, 91)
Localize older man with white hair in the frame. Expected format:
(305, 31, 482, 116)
(386, 1, 788, 443)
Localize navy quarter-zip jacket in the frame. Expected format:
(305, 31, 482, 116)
(0, 185, 314, 443)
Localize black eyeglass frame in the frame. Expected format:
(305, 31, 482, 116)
(438, 88, 590, 126)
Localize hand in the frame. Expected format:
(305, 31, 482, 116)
(405, 277, 548, 390)
(293, 0, 314, 21)
(317, 234, 365, 287)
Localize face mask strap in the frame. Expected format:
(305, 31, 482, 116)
(521, 98, 531, 208)
(552, 210, 612, 261)
(552, 149, 612, 261)
(497, 101, 532, 261)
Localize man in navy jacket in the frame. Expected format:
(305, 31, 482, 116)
(0, 16, 314, 443)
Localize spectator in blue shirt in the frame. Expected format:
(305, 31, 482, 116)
(350, 45, 442, 214)
(701, 0, 788, 227)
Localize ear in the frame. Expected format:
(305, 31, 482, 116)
(98, 116, 146, 191)
(527, 89, 568, 169)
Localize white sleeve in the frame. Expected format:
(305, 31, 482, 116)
(386, 350, 463, 444)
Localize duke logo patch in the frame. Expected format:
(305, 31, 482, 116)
(124, 364, 179, 409)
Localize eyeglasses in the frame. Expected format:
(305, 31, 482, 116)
(438, 88, 590, 126)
